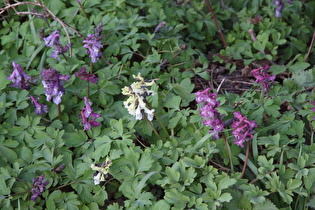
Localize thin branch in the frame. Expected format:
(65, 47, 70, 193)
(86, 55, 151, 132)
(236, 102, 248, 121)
(16, 11, 48, 18)
(204, 0, 227, 47)
(0, 1, 41, 15)
(37, 1, 72, 56)
(240, 141, 250, 179)
(1, 0, 85, 58)
(304, 29, 315, 62)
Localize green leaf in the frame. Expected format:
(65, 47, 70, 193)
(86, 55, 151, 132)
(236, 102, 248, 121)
(110, 119, 124, 137)
(188, 133, 214, 156)
(164, 94, 181, 110)
(286, 179, 302, 190)
(0, 71, 10, 91)
(0, 144, 18, 163)
(21, 146, 33, 163)
(292, 69, 315, 87)
(151, 200, 171, 210)
(170, 78, 195, 106)
(0, 177, 11, 195)
(134, 171, 159, 201)
(269, 65, 286, 74)
(218, 177, 237, 190)
(253, 41, 264, 51)
(288, 62, 310, 73)
(63, 130, 87, 147)
(44, 0, 65, 15)
(217, 192, 232, 203)
(165, 167, 180, 183)
(306, 196, 315, 209)
(137, 150, 154, 174)
(164, 188, 190, 207)
(253, 199, 278, 210)
(133, 192, 153, 207)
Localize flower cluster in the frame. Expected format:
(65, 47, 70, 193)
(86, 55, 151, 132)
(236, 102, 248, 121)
(91, 157, 112, 185)
(83, 23, 103, 63)
(195, 88, 224, 139)
(7, 62, 31, 90)
(251, 65, 276, 92)
(274, 0, 292, 18)
(30, 174, 49, 202)
(43, 31, 70, 61)
(41, 67, 70, 105)
(75, 67, 98, 84)
(231, 111, 257, 148)
(30, 96, 49, 115)
(80, 97, 101, 130)
(122, 73, 155, 121)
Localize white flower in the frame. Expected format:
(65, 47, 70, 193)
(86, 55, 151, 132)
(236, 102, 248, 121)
(122, 73, 156, 121)
(91, 158, 112, 185)
(93, 172, 102, 185)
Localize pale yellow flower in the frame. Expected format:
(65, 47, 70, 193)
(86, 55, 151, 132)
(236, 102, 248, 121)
(122, 73, 156, 121)
(91, 157, 112, 185)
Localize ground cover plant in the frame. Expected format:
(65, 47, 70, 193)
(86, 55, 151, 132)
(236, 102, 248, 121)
(1, 0, 315, 209)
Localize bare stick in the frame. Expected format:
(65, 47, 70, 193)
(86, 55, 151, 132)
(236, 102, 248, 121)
(240, 141, 250, 179)
(204, 0, 227, 47)
(304, 29, 315, 62)
(1, 1, 85, 58)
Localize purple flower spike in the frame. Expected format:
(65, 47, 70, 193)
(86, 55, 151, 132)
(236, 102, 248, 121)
(273, 0, 292, 18)
(43, 31, 60, 47)
(30, 174, 49, 202)
(41, 68, 70, 105)
(43, 31, 70, 61)
(231, 111, 257, 148)
(7, 62, 31, 90)
(75, 67, 98, 84)
(80, 97, 101, 130)
(312, 102, 315, 120)
(251, 65, 276, 92)
(30, 96, 49, 115)
(83, 34, 103, 63)
(195, 88, 224, 139)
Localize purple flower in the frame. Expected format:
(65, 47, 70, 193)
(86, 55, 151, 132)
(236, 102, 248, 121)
(231, 111, 257, 148)
(41, 68, 70, 105)
(195, 88, 224, 139)
(80, 97, 101, 130)
(43, 31, 70, 61)
(30, 174, 49, 202)
(251, 65, 276, 92)
(312, 101, 315, 120)
(30, 96, 49, 115)
(154, 21, 166, 33)
(274, 0, 292, 18)
(43, 31, 60, 47)
(75, 67, 98, 84)
(7, 62, 31, 89)
(83, 34, 103, 63)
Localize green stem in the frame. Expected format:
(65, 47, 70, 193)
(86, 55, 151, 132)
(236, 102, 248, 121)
(87, 81, 90, 98)
(58, 103, 61, 120)
(222, 133, 234, 173)
(146, 103, 170, 137)
(144, 115, 162, 139)
(88, 61, 93, 98)
(51, 180, 83, 191)
(154, 114, 170, 137)
(78, 1, 88, 18)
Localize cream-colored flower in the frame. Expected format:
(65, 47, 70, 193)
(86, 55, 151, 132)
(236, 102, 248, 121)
(122, 73, 156, 121)
(91, 158, 112, 185)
